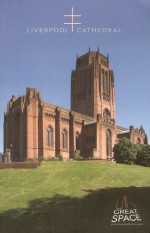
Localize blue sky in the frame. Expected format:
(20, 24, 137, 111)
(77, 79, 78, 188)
(0, 0, 150, 152)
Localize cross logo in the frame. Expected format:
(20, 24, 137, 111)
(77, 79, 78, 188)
(64, 7, 81, 32)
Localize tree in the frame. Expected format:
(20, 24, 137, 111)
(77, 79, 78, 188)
(113, 138, 138, 164)
(136, 144, 150, 167)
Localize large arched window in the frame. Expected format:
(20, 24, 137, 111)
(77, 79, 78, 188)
(46, 126, 53, 147)
(62, 129, 67, 149)
(106, 129, 112, 158)
(76, 132, 80, 150)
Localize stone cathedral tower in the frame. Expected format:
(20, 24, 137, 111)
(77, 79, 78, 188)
(71, 48, 116, 122)
(71, 48, 116, 159)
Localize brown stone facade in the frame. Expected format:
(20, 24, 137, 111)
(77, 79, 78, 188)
(117, 125, 147, 144)
(3, 49, 147, 161)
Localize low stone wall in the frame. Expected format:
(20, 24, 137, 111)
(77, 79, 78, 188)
(0, 161, 41, 169)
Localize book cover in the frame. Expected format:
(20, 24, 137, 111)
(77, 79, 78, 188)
(0, 0, 150, 232)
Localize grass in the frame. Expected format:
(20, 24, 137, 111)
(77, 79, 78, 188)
(0, 161, 150, 233)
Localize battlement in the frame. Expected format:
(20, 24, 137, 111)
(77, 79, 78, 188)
(130, 125, 145, 134)
(6, 88, 41, 114)
(26, 87, 41, 100)
(76, 48, 109, 69)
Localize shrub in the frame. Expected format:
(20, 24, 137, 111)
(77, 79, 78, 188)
(26, 158, 34, 163)
(74, 155, 83, 161)
(38, 156, 45, 161)
(113, 138, 138, 164)
(136, 145, 150, 167)
(47, 157, 56, 161)
(57, 154, 63, 161)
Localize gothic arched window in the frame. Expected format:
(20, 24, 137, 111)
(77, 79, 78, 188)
(46, 126, 53, 147)
(76, 132, 80, 150)
(103, 108, 111, 121)
(106, 129, 112, 158)
(62, 129, 67, 149)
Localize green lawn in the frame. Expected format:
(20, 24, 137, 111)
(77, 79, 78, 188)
(0, 161, 150, 233)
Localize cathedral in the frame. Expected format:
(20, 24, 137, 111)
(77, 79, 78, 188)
(3, 49, 147, 161)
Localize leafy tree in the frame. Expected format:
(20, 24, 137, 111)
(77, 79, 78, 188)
(113, 138, 138, 164)
(136, 144, 150, 167)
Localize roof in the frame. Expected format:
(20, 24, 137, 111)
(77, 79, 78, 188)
(117, 130, 130, 135)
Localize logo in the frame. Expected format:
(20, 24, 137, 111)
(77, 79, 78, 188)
(64, 7, 81, 32)
(111, 195, 143, 226)
(26, 7, 121, 34)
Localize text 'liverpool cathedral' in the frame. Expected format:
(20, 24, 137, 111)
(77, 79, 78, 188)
(4, 49, 148, 161)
